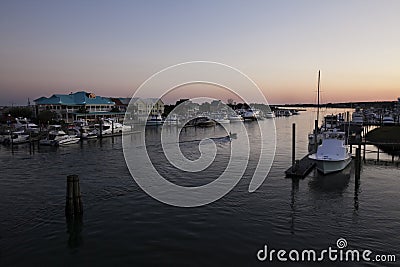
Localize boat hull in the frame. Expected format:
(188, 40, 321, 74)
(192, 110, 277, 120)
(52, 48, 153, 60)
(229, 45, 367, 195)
(313, 157, 352, 175)
(58, 137, 80, 145)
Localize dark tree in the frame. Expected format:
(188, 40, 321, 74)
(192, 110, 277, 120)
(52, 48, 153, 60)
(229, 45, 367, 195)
(8, 107, 33, 118)
(38, 110, 56, 123)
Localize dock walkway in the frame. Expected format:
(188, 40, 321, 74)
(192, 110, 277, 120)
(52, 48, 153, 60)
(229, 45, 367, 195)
(285, 154, 316, 178)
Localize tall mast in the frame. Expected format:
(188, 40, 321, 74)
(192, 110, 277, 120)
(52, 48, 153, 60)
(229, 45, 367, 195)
(317, 70, 320, 123)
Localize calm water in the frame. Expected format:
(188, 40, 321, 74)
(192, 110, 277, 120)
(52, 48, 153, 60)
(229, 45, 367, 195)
(0, 110, 399, 266)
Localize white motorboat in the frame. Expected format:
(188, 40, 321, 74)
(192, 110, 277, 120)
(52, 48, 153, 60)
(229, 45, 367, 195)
(214, 114, 230, 124)
(96, 119, 130, 135)
(40, 125, 80, 146)
(164, 114, 179, 125)
(15, 118, 40, 134)
(321, 114, 340, 131)
(351, 111, 364, 126)
(308, 131, 352, 175)
(382, 115, 395, 126)
(146, 114, 163, 126)
(58, 135, 80, 145)
(69, 120, 97, 139)
(265, 111, 275, 118)
(242, 109, 261, 121)
(3, 131, 30, 145)
(228, 114, 244, 122)
(283, 110, 292, 117)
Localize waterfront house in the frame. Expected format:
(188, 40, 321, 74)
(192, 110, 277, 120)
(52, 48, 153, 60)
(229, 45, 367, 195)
(34, 91, 123, 123)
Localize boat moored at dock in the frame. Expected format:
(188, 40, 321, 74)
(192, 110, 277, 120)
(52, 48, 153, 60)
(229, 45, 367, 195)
(308, 131, 352, 175)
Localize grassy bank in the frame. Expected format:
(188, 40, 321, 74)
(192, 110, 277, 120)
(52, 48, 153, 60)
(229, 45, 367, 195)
(366, 126, 400, 143)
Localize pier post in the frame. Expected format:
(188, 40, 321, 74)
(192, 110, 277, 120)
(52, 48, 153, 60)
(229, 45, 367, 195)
(363, 143, 366, 163)
(377, 147, 380, 162)
(65, 175, 75, 217)
(73, 175, 83, 215)
(65, 175, 83, 217)
(392, 146, 395, 163)
(292, 123, 296, 167)
(29, 132, 32, 154)
(111, 120, 114, 136)
(355, 148, 361, 180)
(99, 119, 103, 139)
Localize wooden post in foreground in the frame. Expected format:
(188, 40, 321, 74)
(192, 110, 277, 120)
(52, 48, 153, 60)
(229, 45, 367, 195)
(73, 175, 83, 215)
(66, 175, 75, 217)
(66, 175, 83, 217)
(292, 123, 296, 167)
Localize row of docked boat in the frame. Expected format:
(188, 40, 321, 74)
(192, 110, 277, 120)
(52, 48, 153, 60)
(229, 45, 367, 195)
(0, 118, 133, 146)
(147, 109, 278, 126)
(351, 107, 398, 126)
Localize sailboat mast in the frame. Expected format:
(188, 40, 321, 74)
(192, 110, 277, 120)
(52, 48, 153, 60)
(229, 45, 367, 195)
(317, 70, 320, 123)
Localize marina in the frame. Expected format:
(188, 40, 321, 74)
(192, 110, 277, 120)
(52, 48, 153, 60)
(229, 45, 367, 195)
(1, 108, 399, 266)
(2, 1, 400, 265)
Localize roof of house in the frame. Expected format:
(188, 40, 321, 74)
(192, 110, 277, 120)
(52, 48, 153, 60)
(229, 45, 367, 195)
(34, 91, 114, 105)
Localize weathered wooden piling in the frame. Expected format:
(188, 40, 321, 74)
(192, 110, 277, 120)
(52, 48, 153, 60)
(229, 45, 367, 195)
(99, 119, 103, 139)
(292, 123, 296, 166)
(65, 175, 83, 217)
(355, 147, 361, 180)
(65, 175, 75, 217)
(73, 175, 83, 215)
(377, 147, 380, 162)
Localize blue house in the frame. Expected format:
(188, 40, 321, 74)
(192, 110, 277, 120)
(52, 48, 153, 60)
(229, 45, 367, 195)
(34, 91, 123, 122)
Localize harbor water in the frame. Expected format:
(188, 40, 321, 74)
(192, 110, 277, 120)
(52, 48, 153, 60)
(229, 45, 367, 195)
(0, 109, 399, 266)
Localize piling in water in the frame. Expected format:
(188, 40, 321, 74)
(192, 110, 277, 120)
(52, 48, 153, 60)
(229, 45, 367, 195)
(292, 123, 296, 166)
(66, 175, 83, 218)
(355, 147, 361, 181)
(65, 175, 75, 217)
(73, 175, 83, 215)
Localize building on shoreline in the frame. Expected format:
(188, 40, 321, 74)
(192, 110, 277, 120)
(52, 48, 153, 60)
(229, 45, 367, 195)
(34, 91, 123, 123)
(34, 91, 165, 123)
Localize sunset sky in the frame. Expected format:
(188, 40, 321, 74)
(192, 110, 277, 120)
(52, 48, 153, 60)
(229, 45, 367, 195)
(0, 0, 399, 105)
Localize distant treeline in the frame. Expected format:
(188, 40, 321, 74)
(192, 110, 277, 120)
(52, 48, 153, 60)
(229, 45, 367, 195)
(274, 101, 397, 109)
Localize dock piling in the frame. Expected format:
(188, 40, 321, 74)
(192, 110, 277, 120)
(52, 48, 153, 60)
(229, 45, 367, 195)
(66, 175, 75, 217)
(292, 123, 296, 167)
(355, 148, 361, 181)
(65, 175, 83, 217)
(73, 175, 83, 215)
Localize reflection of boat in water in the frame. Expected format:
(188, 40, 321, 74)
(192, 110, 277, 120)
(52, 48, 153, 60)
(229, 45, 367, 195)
(265, 111, 275, 118)
(308, 131, 352, 175)
(164, 114, 179, 125)
(228, 114, 244, 122)
(308, 164, 351, 192)
(146, 114, 163, 126)
(193, 117, 216, 127)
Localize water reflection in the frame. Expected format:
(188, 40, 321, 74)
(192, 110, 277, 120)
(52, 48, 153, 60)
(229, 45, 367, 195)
(290, 178, 299, 234)
(308, 164, 351, 192)
(66, 216, 84, 249)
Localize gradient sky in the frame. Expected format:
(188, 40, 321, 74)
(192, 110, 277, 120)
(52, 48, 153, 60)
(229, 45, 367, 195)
(0, 0, 399, 105)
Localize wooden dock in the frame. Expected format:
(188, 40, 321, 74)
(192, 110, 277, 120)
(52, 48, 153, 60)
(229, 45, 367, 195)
(285, 154, 316, 178)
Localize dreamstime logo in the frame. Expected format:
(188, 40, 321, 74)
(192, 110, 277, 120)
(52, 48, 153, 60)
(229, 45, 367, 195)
(257, 238, 396, 263)
(122, 61, 276, 207)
